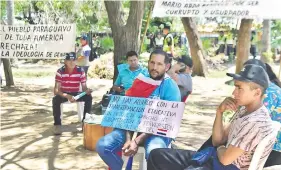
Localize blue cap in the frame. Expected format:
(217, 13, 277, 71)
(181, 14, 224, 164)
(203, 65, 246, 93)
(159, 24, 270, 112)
(81, 35, 87, 40)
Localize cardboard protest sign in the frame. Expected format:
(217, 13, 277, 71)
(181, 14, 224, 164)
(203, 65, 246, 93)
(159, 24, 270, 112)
(101, 95, 185, 139)
(0, 24, 76, 59)
(153, 0, 281, 19)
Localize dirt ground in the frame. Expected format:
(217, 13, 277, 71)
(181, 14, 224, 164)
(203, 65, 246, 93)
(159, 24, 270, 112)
(1, 63, 280, 170)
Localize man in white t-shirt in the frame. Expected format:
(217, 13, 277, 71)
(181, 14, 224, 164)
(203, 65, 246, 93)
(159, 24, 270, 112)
(77, 35, 91, 78)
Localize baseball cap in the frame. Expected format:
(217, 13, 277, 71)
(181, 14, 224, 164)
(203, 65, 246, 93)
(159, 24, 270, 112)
(80, 35, 87, 40)
(243, 59, 266, 70)
(175, 55, 193, 68)
(65, 52, 76, 60)
(226, 64, 270, 89)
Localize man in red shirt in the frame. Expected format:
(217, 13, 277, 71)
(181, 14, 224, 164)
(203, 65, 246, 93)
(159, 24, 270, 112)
(53, 52, 92, 135)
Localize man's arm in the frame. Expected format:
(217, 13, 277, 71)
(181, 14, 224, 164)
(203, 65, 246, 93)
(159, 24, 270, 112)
(112, 75, 124, 93)
(212, 98, 237, 146)
(54, 81, 74, 101)
(167, 64, 181, 83)
(217, 145, 244, 165)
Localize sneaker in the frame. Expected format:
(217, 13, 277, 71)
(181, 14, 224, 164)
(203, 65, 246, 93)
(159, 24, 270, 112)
(53, 125, 62, 135)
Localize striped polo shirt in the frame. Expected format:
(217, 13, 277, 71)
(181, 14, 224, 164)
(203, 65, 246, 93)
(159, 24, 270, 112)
(55, 66, 86, 93)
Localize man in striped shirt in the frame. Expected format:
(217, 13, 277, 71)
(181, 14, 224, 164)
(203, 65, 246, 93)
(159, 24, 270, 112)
(53, 52, 92, 135)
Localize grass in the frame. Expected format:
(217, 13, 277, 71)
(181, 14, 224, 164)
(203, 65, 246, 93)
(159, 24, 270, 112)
(13, 69, 54, 78)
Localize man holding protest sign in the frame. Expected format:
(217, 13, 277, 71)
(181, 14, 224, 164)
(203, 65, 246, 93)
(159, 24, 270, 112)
(52, 52, 92, 135)
(96, 49, 181, 170)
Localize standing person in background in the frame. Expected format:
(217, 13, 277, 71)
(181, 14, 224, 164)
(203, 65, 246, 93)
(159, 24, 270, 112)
(226, 31, 235, 61)
(154, 32, 164, 50)
(216, 31, 226, 55)
(250, 30, 258, 59)
(92, 35, 100, 60)
(163, 24, 175, 59)
(77, 35, 91, 78)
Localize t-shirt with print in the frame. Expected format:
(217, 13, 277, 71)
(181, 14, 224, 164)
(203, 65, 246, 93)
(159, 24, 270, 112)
(263, 82, 281, 151)
(77, 44, 91, 67)
(226, 106, 274, 170)
(149, 74, 181, 102)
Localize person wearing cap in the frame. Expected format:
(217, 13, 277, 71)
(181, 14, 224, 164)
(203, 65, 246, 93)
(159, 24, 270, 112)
(52, 52, 93, 135)
(147, 64, 275, 170)
(163, 24, 175, 58)
(77, 35, 91, 78)
(168, 55, 193, 102)
(197, 59, 281, 167)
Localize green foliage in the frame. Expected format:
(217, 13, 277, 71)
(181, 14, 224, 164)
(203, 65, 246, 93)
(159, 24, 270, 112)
(271, 20, 281, 48)
(98, 36, 114, 54)
(262, 50, 273, 63)
(202, 38, 212, 50)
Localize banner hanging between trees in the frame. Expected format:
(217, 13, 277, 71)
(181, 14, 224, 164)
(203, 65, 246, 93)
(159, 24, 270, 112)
(0, 24, 76, 59)
(153, 0, 281, 19)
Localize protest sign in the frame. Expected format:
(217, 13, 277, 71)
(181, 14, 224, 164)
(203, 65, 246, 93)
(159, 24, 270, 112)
(152, 0, 281, 19)
(101, 95, 185, 139)
(0, 24, 76, 59)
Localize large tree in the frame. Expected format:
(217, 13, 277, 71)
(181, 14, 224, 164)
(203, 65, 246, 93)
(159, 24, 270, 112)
(235, 19, 253, 73)
(181, 17, 207, 76)
(104, 1, 145, 82)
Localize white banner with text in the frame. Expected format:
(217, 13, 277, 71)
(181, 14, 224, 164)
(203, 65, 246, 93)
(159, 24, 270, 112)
(0, 24, 76, 59)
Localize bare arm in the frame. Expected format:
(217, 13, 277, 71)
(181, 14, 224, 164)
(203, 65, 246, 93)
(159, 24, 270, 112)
(134, 133, 150, 145)
(212, 97, 237, 146)
(217, 145, 244, 165)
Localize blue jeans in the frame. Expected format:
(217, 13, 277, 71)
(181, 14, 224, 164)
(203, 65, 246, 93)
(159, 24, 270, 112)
(96, 129, 172, 170)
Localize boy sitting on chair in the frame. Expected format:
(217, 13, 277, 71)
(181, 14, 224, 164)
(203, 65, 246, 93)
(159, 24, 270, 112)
(52, 52, 92, 135)
(148, 64, 275, 170)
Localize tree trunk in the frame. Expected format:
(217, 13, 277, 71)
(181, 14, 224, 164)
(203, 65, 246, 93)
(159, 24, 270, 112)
(104, 1, 145, 82)
(3, 0, 15, 86)
(181, 17, 207, 77)
(140, 2, 154, 50)
(261, 20, 271, 62)
(235, 19, 253, 73)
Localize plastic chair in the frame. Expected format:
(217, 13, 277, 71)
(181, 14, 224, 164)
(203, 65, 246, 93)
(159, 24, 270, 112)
(60, 102, 84, 122)
(122, 143, 171, 170)
(248, 121, 281, 170)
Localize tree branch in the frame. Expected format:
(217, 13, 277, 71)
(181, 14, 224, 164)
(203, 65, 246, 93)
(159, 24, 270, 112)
(104, 1, 125, 32)
(126, 1, 145, 28)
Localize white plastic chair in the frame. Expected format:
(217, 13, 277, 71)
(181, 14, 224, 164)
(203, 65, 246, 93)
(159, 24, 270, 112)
(122, 132, 171, 170)
(248, 121, 281, 170)
(60, 102, 84, 122)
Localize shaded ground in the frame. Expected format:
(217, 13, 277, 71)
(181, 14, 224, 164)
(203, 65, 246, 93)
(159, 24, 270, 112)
(1, 63, 280, 170)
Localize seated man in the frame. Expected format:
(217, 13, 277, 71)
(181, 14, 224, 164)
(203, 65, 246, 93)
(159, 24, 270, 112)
(168, 55, 193, 101)
(148, 64, 275, 170)
(198, 59, 281, 167)
(53, 52, 92, 135)
(96, 50, 181, 170)
(112, 51, 148, 95)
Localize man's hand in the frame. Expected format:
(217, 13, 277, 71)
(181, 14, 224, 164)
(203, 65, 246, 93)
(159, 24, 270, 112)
(85, 88, 93, 95)
(66, 94, 76, 103)
(116, 87, 124, 93)
(122, 140, 138, 157)
(217, 97, 238, 115)
(172, 63, 182, 72)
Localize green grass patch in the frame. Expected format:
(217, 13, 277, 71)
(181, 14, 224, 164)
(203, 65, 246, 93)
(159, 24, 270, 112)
(13, 69, 54, 78)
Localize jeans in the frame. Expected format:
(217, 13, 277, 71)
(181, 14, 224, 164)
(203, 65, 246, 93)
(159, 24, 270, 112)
(81, 66, 89, 79)
(96, 129, 172, 170)
(147, 149, 212, 170)
(52, 92, 92, 125)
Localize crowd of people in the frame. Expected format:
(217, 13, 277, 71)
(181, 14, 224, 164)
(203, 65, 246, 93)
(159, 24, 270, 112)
(49, 23, 281, 169)
(51, 45, 280, 169)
